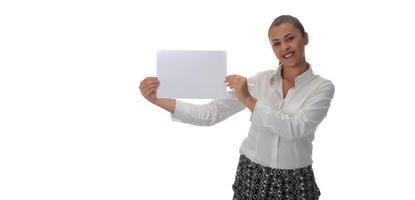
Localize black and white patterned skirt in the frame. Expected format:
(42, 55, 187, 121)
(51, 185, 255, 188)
(232, 154, 321, 200)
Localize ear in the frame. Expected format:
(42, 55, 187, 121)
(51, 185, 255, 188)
(303, 32, 309, 45)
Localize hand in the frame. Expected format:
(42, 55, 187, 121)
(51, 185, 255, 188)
(139, 77, 160, 104)
(225, 74, 250, 102)
(225, 74, 257, 111)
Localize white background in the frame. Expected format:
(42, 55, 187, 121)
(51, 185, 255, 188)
(1, 0, 415, 199)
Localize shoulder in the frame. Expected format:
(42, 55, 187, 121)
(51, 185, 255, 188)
(311, 74, 335, 95)
(313, 74, 334, 85)
(256, 69, 275, 77)
(246, 69, 275, 97)
(248, 69, 275, 82)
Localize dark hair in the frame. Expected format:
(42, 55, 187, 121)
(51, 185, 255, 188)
(268, 15, 305, 37)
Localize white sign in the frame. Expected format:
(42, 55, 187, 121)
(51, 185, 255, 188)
(157, 50, 227, 99)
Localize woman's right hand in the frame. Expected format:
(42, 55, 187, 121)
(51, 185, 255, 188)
(139, 77, 160, 104)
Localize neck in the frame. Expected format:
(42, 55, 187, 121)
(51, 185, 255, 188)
(281, 61, 309, 83)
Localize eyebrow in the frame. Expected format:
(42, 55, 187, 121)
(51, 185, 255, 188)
(271, 33, 294, 42)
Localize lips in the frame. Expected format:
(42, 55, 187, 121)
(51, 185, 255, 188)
(282, 51, 295, 59)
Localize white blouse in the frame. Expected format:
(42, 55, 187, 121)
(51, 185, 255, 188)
(171, 65, 335, 169)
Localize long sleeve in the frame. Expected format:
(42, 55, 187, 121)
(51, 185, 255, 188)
(171, 76, 257, 126)
(171, 91, 245, 126)
(250, 81, 335, 141)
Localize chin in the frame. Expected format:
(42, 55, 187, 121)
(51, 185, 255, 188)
(282, 61, 298, 68)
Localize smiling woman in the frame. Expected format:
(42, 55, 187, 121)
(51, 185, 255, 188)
(268, 16, 309, 99)
(139, 15, 334, 200)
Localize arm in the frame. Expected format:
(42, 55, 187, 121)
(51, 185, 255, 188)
(154, 98, 176, 113)
(250, 81, 335, 141)
(139, 77, 176, 113)
(139, 76, 252, 126)
(171, 90, 246, 126)
(225, 74, 257, 112)
(170, 74, 258, 126)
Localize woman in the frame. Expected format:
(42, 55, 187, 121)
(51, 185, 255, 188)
(139, 15, 334, 200)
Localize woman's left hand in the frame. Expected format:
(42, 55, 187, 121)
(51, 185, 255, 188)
(225, 74, 251, 103)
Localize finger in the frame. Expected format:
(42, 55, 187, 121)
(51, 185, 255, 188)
(144, 91, 154, 99)
(141, 76, 157, 83)
(145, 88, 156, 96)
(140, 81, 156, 91)
(145, 77, 158, 81)
(142, 80, 160, 87)
(141, 85, 155, 95)
(140, 84, 154, 93)
(141, 77, 159, 87)
(143, 86, 158, 96)
(142, 83, 159, 92)
(232, 75, 241, 82)
(226, 75, 238, 82)
(144, 79, 159, 86)
(140, 85, 158, 96)
(226, 75, 236, 80)
(227, 74, 236, 78)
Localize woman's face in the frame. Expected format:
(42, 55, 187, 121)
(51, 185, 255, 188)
(269, 22, 308, 68)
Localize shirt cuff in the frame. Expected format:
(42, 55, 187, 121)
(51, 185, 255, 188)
(170, 100, 188, 122)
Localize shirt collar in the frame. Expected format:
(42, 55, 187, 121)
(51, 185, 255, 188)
(272, 64, 314, 87)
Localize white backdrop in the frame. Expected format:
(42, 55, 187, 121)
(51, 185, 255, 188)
(1, 0, 415, 199)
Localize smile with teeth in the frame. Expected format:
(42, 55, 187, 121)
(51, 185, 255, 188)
(282, 51, 295, 59)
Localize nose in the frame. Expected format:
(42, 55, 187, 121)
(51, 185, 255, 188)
(280, 42, 291, 52)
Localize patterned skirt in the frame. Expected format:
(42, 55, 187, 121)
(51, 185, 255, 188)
(232, 154, 321, 200)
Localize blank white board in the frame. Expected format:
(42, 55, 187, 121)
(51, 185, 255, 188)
(157, 50, 227, 99)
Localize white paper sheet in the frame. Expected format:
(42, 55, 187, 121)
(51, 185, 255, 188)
(157, 50, 227, 99)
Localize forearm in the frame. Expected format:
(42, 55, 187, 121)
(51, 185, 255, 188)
(250, 83, 334, 140)
(243, 95, 257, 112)
(154, 98, 176, 113)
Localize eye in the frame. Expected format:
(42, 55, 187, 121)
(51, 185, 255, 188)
(286, 36, 295, 42)
(273, 42, 281, 47)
